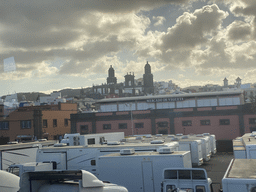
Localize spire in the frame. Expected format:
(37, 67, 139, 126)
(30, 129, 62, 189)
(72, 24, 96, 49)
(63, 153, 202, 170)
(145, 61, 151, 74)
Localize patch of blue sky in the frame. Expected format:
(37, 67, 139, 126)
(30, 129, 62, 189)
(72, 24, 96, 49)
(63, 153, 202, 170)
(139, 4, 185, 34)
(116, 48, 138, 63)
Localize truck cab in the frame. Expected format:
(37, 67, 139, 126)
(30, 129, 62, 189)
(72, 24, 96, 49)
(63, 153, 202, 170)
(7, 161, 56, 177)
(161, 168, 212, 192)
(19, 170, 128, 192)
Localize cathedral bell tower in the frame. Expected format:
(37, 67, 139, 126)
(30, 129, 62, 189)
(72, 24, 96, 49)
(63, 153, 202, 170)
(143, 61, 154, 94)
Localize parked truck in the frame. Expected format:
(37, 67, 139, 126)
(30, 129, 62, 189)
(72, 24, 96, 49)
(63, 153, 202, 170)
(176, 136, 204, 166)
(0, 140, 57, 170)
(18, 170, 128, 192)
(161, 168, 213, 192)
(7, 161, 56, 177)
(97, 148, 192, 192)
(188, 134, 211, 161)
(161, 158, 256, 192)
(235, 132, 256, 159)
(203, 133, 217, 155)
(222, 158, 256, 192)
(0, 170, 20, 192)
(36, 140, 180, 175)
(61, 132, 124, 146)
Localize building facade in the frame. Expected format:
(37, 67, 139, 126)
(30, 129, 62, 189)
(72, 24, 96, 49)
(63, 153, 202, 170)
(0, 103, 77, 144)
(70, 90, 256, 140)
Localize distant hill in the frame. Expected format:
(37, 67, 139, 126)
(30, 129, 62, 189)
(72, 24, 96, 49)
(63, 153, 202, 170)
(1, 92, 47, 102)
(58, 88, 81, 98)
(1, 87, 94, 102)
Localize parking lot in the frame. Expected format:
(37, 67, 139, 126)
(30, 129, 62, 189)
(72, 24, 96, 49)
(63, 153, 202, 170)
(194, 152, 234, 191)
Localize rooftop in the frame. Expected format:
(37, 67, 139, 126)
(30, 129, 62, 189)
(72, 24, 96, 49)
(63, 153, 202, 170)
(96, 90, 243, 103)
(227, 159, 256, 179)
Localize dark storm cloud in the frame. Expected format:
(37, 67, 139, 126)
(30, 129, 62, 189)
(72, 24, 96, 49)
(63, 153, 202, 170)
(226, 20, 252, 41)
(0, 0, 192, 77)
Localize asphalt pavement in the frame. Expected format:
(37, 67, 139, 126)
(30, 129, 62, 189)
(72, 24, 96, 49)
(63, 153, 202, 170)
(193, 152, 234, 192)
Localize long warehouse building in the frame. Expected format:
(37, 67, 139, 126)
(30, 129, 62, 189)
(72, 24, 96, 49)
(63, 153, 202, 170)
(70, 90, 256, 140)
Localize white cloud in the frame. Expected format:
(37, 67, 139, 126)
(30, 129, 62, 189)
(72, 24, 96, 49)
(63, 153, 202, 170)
(153, 16, 166, 26)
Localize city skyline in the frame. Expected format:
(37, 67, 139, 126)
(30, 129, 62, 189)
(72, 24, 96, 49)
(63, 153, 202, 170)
(0, 0, 256, 96)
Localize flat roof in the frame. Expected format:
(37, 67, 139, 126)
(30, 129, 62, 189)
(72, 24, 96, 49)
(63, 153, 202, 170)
(96, 90, 243, 103)
(41, 142, 178, 150)
(241, 133, 256, 146)
(0, 140, 57, 151)
(227, 159, 256, 179)
(100, 151, 189, 157)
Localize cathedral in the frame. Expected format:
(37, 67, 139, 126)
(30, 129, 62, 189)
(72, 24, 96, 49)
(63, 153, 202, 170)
(92, 62, 154, 97)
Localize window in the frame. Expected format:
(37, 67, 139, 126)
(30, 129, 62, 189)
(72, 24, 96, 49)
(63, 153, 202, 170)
(43, 119, 48, 128)
(164, 170, 177, 179)
(80, 125, 88, 135)
(64, 118, 68, 126)
(182, 120, 192, 126)
(53, 119, 57, 127)
(135, 123, 144, 128)
(103, 124, 111, 129)
(249, 118, 256, 124)
(166, 185, 176, 192)
(21, 120, 31, 129)
(192, 170, 206, 180)
(178, 170, 191, 179)
(157, 121, 168, 127)
(91, 160, 96, 166)
(119, 123, 127, 129)
(0, 121, 9, 130)
(200, 120, 210, 126)
(196, 186, 206, 192)
(220, 119, 230, 125)
(8, 167, 20, 176)
(88, 138, 95, 145)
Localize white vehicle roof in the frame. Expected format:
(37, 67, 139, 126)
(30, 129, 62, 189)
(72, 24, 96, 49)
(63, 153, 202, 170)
(0, 170, 20, 192)
(241, 133, 256, 146)
(225, 159, 256, 179)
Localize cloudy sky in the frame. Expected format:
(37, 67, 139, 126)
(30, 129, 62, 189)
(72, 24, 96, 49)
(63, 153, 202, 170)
(1, 0, 256, 96)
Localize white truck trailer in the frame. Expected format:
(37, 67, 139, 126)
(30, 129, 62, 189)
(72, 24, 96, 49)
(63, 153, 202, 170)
(232, 137, 246, 159)
(222, 158, 256, 192)
(164, 135, 204, 166)
(188, 134, 211, 162)
(61, 132, 124, 146)
(232, 132, 256, 159)
(0, 140, 57, 170)
(203, 133, 217, 155)
(97, 148, 192, 192)
(238, 132, 256, 159)
(36, 141, 179, 176)
(19, 170, 128, 192)
(177, 137, 204, 166)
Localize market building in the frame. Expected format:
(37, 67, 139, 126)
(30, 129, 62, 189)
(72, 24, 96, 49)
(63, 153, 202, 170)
(70, 90, 256, 140)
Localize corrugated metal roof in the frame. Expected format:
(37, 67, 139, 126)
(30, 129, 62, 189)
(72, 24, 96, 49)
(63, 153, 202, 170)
(96, 90, 243, 103)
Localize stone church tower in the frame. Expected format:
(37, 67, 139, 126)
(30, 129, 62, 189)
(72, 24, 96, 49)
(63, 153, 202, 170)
(143, 61, 154, 94)
(107, 65, 117, 85)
